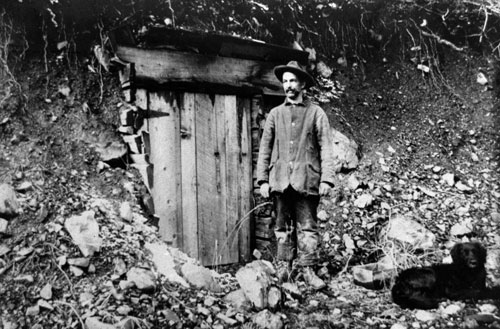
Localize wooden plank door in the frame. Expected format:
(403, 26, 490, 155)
(148, 91, 252, 266)
(195, 94, 252, 266)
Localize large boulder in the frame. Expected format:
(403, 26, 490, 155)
(331, 128, 359, 171)
(180, 262, 221, 292)
(384, 215, 435, 250)
(64, 211, 102, 257)
(145, 242, 189, 288)
(0, 184, 20, 219)
(235, 260, 275, 309)
(252, 310, 284, 329)
(126, 267, 157, 292)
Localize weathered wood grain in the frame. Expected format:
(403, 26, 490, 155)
(180, 93, 198, 259)
(116, 46, 284, 95)
(149, 91, 182, 247)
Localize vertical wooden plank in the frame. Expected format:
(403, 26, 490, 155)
(149, 91, 182, 247)
(213, 94, 230, 265)
(238, 97, 253, 262)
(180, 93, 198, 259)
(223, 95, 240, 264)
(195, 94, 222, 266)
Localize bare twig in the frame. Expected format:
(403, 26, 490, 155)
(47, 243, 76, 298)
(421, 30, 465, 52)
(54, 301, 85, 328)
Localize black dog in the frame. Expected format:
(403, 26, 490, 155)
(392, 242, 498, 309)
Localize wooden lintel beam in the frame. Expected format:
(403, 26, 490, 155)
(116, 46, 284, 95)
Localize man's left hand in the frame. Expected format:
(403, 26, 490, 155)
(319, 182, 332, 196)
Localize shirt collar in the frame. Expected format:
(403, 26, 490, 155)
(284, 98, 308, 107)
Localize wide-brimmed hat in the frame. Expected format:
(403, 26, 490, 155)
(274, 60, 316, 89)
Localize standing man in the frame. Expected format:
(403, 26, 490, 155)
(257, 61, 335, 289)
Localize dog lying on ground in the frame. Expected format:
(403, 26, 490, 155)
(392, 242, 499, 309)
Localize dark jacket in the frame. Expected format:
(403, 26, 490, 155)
(256, 99, 335, 195)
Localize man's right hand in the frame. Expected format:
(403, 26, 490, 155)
(260, 183, 270, 198)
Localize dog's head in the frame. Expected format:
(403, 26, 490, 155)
(451, 242, 487, 269)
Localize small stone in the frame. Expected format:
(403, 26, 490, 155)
(477, 72, 488, 85)
(79, 292, 94, 306)
(253, 249, 262, 259)
(216, 313, 238, 326)
(252, 309, 284, 329)
(0, 244, 11, 256)
(0, 218, 8, 233)
(347, 175, 361, 190)
(282, 282, 301, 298)
(204, 296, 216, 307)
(442, 304, 461, 315)
(224, 289, 251, 310)
(119, 280, 135, 290)
(68, 257, 90, 268)
(268, 286, 282, 309)
(415, 310, 437, 322)
(85, 317, 115, 329)
(450, 218, 473, 236)
(119, 202, 133, 222)
(160, 309, 180, 323)
(70, 266, 84, 277)
(456, 181, 473, 193)
(37, 299, 53, 310)
(16, 181, 33, 192)
(478, 304, 498, 314)
(442, 173, 455, 186)
(113, 258, 127, 276)
(309, 300, 320, 307)
(181, 262, 221, 293)
(127, 267, 156, 292)
(317, 210, 328, 221)
(0, 184, 20, 219)
(354, 194, 373, 208)
(390, 323, 407, 329)
(26, 304, 40, 316)
(117, 305, 132, 315)
(40, 283, 53, 300)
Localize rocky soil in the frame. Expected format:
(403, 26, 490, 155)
(0, 46, 499, 329)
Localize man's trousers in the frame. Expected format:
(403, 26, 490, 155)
(273, 187, 320, 266)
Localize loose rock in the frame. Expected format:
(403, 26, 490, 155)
(385, 215, 435, 249)
(0, 184, 20, 219)
(68, 257, 90, 268)
(0, 218, 8, 233)
(252, 309, 284, 329)
(224, 289, 251, 310)
(415, 310, 437, 322)
(64, 211, 102, 257)
(85, 317, 115, 329)
(235, 260, 275, 309)
(331, 128, 359, 171)
(354, 194, 373, 209)
(39, 283, 52, 300)
(127, 267, 157, 292)
(145, 242, 189, 288)
(450, 218, 473, 236)
(181, 262, 221, 292)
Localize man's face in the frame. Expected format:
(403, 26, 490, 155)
(282, 71, 305, 100)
